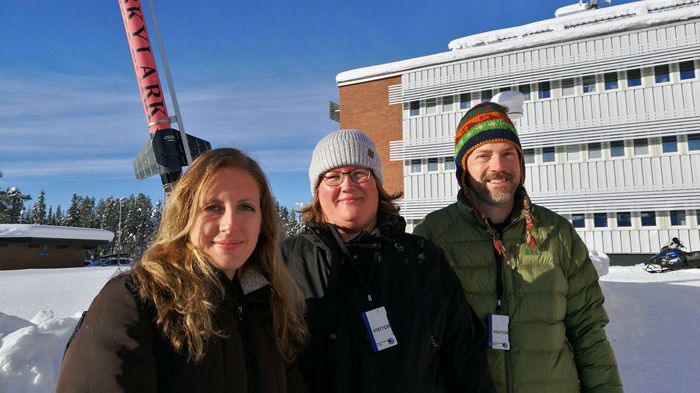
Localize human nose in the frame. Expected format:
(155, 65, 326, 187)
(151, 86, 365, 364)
(490, 154, 508, 172)
(338, 172, 355, 189)
(219, 209, 237, 232)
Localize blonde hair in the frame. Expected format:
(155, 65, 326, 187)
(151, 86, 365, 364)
(300, 173, 403, 225)
(131, 147, 307, 363)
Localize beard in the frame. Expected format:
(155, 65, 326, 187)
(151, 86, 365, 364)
(468, 172, 518, 207)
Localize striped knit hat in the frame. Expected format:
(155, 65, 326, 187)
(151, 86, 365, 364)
(455, 101, 524, 188)
(308, 129, 383, 195)
(454, 101, 536, 254)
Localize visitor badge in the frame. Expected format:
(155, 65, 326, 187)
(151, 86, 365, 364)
(361, 306, 398, 352)
(487, 313, 510, 351)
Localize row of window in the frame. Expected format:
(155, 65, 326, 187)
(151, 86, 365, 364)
(569, 210, 700, 229)
(406, 134, 700, 172)
(406, 60, 698, 117)
(408, 157, 455, 174)
(524, 134, 700, 164)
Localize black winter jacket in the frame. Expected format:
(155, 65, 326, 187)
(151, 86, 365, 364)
(55, 269, 306, 393)
(281, 215, 494, 393)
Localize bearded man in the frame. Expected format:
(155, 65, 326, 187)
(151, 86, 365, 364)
(414, 102, 623, 393)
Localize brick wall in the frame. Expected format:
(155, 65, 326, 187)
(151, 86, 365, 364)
(338, 76, 403, 195)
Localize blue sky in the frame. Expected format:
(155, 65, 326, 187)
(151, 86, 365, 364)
(0, 0, 637, 211)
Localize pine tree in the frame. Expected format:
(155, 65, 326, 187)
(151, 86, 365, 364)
(29, 190, 47, 224)
(276, 202, 304, 239)
(66, 194, 82, 227)
(78, 196, 96, 228)
(47, 206, 54, 225)
(54, 205, 64, 226)
(121, 193, 156, 256)
(0, 187, 32, 224)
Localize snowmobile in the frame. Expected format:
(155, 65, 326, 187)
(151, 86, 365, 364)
(644, 237, 700, 273)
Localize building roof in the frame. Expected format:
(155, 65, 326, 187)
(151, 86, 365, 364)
(337, 0, 700, 85)
(0, 224, 114, 242)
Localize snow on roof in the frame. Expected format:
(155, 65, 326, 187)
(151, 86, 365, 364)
(337, 0, 700, 85)
(0, 224, 114, 242)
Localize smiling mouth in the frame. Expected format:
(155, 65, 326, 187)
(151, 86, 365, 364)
(214, 241, 243, 249)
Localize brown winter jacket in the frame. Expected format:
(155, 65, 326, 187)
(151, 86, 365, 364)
(55, 271, 306, 393)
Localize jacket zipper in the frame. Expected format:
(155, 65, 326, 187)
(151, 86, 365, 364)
(237, 303, 258, 393)
(495, 231, 513, 393)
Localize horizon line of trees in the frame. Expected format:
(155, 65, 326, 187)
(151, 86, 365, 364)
(0, 178, 304, 258)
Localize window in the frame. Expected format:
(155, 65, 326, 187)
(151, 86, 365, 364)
(442, 96, 454, 112)
(697, 210, 700, 225)
(604, 72, 619, 90)
(538, 81, 551, 99)
(633, 138, 649, 155)
(641, 211, 657, 226)
(565, 145, 580, 161)
(662, 136, 678, 153)
(427, 158, 438, 172)
(671, 210, 687, 226)
(459, 93, 471, 110)
(679, 61, 695, 80)
(655, 64, 670, 84)
(588, 142, 603, 159)
(689, 133, 700, 151)
(561, 78, 575, 96)
(499, 87, 511, 92)
(481, 89, 493, 102)
(425, 99, 437, 115)
(409, 101, 420, 116)
(572, 214, 585, 228)
(617, 212, 632, 227)
(610, 141, 625, 157)
(523, 148, 535, 164)
(627, 68, 642, 87)
(519, 84, 531, 101)
(542, 147, 555, 163)
(582, 75, 596, 93)
(410, 159, 421, 173)
(444, 157, 455, 171)
(594, 213, 608, 228)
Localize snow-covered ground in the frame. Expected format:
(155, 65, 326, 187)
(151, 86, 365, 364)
(1, 264, 699, 392)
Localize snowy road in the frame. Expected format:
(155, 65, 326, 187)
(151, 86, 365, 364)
(601, 267, 700, 393)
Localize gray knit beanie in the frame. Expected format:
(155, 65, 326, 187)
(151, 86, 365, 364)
(308, 129, 383, 195)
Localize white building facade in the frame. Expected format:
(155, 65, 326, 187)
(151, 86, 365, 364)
(337, 0, 700, 259)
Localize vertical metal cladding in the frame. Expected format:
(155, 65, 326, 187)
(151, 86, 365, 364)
(118, 0, 170, 133)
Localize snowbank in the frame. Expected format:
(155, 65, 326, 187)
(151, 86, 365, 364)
(589, 248, 610, 277)
(1, 264, 700, 392)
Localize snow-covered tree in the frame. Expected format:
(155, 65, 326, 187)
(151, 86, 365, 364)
(53, 205, 64, 226)
(0, 187, 32, 224)
(29, 190, 47, 224)
(47, 206, 54, 225)
(276, 202, 303, 239)
(78, 196, 96, 228)
(65, 194, 82, 227)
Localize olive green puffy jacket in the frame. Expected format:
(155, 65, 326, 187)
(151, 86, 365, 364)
(414, 194, 623, 393)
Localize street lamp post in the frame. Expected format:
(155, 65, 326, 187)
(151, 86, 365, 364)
(118, 198, 123, 255)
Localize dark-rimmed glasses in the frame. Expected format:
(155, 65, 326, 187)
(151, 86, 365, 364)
(322, 168, 372, 186)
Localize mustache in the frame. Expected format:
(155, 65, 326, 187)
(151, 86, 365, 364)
(483, 172, 514, 182)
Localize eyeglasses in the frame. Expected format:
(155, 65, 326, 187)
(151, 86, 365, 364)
(322, 168, 372, 186)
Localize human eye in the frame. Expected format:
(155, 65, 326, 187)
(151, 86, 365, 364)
(351, 169, 370, 182)
(324, 172, 342, 184)
(239, 202, 257, 213)
(203, 203, 223, 214)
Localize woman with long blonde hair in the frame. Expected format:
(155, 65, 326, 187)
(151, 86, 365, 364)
(57, 147, 308, 393)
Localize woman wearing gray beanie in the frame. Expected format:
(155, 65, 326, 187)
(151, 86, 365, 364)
(282, 129, 494, 393)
